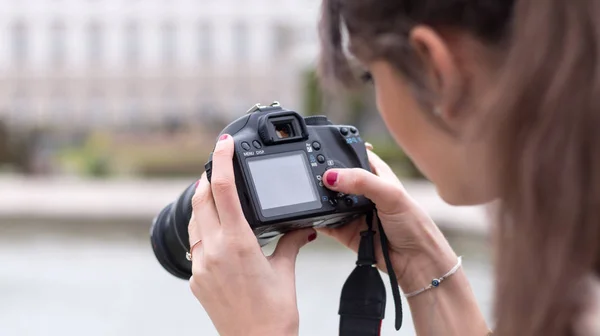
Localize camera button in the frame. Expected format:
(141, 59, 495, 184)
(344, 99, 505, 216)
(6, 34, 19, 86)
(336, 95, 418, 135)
(252, 140, 262, 149)
(241, 142, 251, 150)
(340, 127, 349, 136)
(350, 127, 358, 134)
(344, 197, 354, 207)
(328, 198, 338, 207)
(312, 141, 321, 150)
(317, 155, 326, 164)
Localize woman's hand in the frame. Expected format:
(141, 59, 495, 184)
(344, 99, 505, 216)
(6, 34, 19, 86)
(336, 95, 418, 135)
(319, 149, 458, 293)
(187, 134, 316, 336)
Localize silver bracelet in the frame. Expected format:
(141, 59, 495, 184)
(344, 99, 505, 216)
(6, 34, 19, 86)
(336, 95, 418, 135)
(404, 256, 463, 298)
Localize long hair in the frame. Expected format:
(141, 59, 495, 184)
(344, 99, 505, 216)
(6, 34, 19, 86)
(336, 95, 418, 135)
(318, 0, 600, 335)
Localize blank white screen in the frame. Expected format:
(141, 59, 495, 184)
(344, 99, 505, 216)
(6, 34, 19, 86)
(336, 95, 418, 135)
(247, 153, 318, 210)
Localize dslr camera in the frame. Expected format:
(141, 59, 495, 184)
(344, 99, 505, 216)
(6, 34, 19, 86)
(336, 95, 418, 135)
(151, 102, 375, 279)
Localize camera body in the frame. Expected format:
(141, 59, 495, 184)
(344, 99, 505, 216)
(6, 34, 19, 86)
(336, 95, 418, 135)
(150, 102, 375, 280)
(205, 102, 374, 244)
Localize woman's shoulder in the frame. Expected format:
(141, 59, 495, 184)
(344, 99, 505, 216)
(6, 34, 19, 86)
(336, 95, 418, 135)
(575, 274, 600, 336)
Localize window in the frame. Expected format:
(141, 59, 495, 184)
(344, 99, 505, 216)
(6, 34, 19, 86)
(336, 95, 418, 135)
(87, 88, 106, 126)
(162, 85, 178, 115)
(124, 21, 140, 66)
(87, 22, 103, 65)
(10, 88, 29, 124)
(273, 24, 295, 57)
(49, 89, 69, 123)
(161, 22, 177, 65)
(198, 22, 212, 63)
(124, 88, 141, 127)
(232, 22, 248, 61)
(11, 21, 28, 66)
(50, 21, 67, 67)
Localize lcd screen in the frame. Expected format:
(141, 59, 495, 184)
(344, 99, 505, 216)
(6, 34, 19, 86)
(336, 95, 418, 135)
(247, 152, 319, 211)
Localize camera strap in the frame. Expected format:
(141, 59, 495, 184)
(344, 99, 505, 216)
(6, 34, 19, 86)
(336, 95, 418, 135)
(338, 210, 403, 335)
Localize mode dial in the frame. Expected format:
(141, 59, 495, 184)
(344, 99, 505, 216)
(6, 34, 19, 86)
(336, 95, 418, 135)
(304, 115, 332, 126)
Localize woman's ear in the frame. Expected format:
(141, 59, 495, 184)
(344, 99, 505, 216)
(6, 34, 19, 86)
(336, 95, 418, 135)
(409, 26, 465, 121)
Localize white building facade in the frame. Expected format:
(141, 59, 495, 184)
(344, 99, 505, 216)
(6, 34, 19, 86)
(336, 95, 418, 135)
(0, 0, 322, 130)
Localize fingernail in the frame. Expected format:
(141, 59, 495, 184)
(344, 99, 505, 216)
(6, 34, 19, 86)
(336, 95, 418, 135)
(308, 232, 317, 242)
(219, 134, 229, 141)
(194, 180, 200, 189)
(325, 171, 338, 186)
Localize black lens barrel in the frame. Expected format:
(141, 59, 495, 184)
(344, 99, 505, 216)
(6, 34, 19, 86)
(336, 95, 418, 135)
(150, 182, 197, 280)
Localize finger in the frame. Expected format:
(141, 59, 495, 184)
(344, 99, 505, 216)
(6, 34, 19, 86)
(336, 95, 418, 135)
(188, 213, 203, 248)
(210, 134, 246, 228)
(317, 219, 382, 251)
(323, 167, 412, 213)
(316, 217, 366, 252)
(190, 173, 220, 242)
(269, 229, 316, 274)
(187, 214, 206, 265)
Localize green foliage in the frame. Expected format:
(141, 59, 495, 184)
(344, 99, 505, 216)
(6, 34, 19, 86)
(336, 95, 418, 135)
(57, 130, 213, 178)
(368, 137, 424, 179)
(59, 132, 113, 177)
(116, 146, 209, 178)
(87, 156, 111, 178)
(302, 69, 323, 116)
(346, 91, 367, 126)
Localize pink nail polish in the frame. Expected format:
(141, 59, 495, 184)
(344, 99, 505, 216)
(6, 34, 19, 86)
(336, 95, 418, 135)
(308, 232, 317, 242)
(219, 134, 229, 141)
(325, 171, 338, 186)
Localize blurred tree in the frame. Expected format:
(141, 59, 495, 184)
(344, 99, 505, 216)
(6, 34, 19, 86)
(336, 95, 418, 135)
(0, 122, 40, 174)
(83, 132, 111, 177)
(163, 115, 185, 135)
(0, 120, 9, 165)
(346, 90, 368, 127)
(302, 68, 323, 116)
(369, 136, 424, 178)
(87, 156, 110, 178)
(13, 128, 37, 174)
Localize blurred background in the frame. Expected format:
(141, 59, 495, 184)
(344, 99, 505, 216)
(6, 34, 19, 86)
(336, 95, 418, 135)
(0, 1, 492, 335)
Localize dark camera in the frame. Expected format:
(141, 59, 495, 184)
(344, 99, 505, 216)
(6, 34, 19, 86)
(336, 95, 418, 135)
(150, 102, 375, 279)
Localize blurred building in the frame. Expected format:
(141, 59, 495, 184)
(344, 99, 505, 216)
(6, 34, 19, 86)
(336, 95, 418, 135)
(0, 0, 321, 130)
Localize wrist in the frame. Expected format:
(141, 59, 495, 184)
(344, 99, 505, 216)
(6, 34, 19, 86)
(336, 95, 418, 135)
(247, 319, 299, 336)
(394, 232, 458, 293)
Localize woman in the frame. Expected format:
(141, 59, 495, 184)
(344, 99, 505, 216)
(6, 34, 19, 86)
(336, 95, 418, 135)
(186, 0, 600, 335)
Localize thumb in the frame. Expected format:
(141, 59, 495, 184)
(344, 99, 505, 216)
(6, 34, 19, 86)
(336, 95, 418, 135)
(323, 168, 411, 213)
(270, 229, 316, 273)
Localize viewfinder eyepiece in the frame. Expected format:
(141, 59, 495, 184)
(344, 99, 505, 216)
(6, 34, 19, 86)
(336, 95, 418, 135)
(258, 112, 308, 145)
(274, 121, 295, 139)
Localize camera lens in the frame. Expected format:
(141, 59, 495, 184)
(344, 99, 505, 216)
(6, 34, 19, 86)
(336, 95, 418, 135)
(150, 182, 197, 280)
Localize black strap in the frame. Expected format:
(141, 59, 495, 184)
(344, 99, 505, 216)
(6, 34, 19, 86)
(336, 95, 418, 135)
(338, 211, 403, 335)
(339, 317, 382, 336)
(376, 211, 403, 330)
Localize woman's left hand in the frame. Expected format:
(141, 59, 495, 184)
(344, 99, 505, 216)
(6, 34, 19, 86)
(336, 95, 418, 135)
(188, 134, 316, 336)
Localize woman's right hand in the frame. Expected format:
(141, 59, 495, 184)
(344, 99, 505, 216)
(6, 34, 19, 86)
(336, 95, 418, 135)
(319, 150, 458, 293)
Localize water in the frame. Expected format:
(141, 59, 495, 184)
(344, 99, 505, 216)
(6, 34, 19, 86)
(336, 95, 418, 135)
(0, 220, 493, 336)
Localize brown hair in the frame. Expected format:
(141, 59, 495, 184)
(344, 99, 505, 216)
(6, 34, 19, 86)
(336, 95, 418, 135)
(319, 0, 600, 335)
